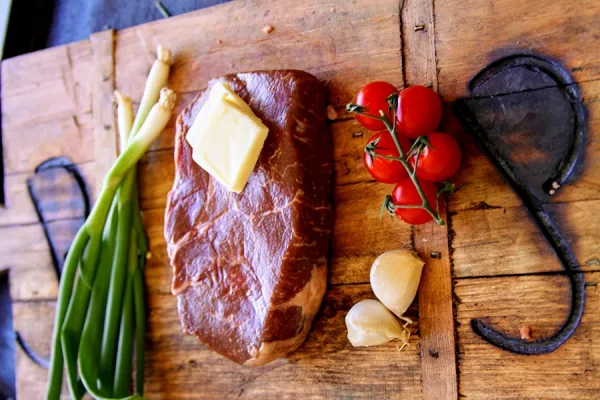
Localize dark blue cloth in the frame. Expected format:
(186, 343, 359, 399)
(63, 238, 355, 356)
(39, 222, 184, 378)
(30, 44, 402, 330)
(0, 274, 15, 400)
(4, 0, 230, 55)
(49, 0, 229, 47)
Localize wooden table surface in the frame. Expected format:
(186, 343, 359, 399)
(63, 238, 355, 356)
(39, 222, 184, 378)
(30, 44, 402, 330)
(1, 0, 599, 399)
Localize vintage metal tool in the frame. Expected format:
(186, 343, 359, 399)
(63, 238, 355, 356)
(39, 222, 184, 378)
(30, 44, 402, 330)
(453, 54, 586, 354)
(16, 157, 90, 367)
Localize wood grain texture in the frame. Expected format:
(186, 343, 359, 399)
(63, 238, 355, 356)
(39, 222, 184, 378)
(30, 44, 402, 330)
(12, 301, 69, 399)
(447, 79, 600, 278)
(0, 218, 86, 257)
(114, 0, 403, 112)
(0, 30, 99, 400)
(90, 30, 118, 187)
(0, 222, 47, 254)
(451, 201, 600, 278)
(142, 285, 422, 400)
(12, 287, 423, 400)
(455, 272, 600, 399)
(400, 0, 438, 89)
(8, 253, 58, 300)
(0, 161, 96, 227)
(401, 0, 457, 398)
(415, 221, 458, 400)
(434, 0, 600, 98)
(1, 41, 93, 174)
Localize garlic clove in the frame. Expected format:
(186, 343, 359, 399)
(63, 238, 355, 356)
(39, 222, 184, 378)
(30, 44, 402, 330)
(370, 250, 424, 317)
(345, 299, 408, 347)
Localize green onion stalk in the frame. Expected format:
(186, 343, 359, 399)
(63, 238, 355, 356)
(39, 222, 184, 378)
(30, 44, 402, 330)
(45, 46, 174, 400)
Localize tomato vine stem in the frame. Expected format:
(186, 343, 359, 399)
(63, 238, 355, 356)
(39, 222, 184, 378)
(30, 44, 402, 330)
(346, 98, 451, 226)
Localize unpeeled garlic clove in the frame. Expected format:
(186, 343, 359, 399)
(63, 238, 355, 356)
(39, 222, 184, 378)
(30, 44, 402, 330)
(345, 299, 408, 347)
(370, 250, 424, 317)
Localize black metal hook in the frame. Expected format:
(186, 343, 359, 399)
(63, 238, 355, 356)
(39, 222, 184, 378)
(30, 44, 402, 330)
(33, 156, 91, 220)
(468, 55, 586, 196)
(453, 54, 586, 355)
(17, 157, 90, 368)
(27, 156, 91, 278)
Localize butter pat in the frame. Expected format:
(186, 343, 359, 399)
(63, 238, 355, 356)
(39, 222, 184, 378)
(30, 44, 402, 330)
(186, 82, 269, 193)
(186, 82, 253, 146)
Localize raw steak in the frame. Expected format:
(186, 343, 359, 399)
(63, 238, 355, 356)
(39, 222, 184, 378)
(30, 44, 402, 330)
(164, 70, 333, 366)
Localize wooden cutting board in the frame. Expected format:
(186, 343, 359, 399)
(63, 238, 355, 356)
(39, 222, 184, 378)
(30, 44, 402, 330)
(1, 0, 600, 399)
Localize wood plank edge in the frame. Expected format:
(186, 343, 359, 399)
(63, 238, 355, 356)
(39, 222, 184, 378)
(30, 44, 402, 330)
(90, 29, 118, 190)
(402, 0, 459, 397)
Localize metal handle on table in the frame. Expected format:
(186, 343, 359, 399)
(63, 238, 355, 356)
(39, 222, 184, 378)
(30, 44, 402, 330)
(453, 54, 587, 355)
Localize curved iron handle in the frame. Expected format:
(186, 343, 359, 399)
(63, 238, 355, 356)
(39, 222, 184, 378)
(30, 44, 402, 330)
(453, 54, 587, 355)
(468, 54, 586, 196)
(15, 331, 50, 368)
(27, 156, 91, 278)
(470, 210, 585, 354)
(18, 157, 91, 368)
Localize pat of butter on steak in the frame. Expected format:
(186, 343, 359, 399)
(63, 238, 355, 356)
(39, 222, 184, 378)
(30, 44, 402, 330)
(164, 70, 333, 366)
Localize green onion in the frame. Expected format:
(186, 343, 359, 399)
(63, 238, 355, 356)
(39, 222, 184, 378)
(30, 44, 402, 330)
(45, 46, 175, 400)
(99, 178, 134, 395)
(115, 91, 134, 152)
(133, 267, 146, 395)
(46, 228, 89, 400)
(60, 276, 91, 400)
(130, 46, 172, 138)
(113, 232, 137, 397)
(79, 202, 117, 399)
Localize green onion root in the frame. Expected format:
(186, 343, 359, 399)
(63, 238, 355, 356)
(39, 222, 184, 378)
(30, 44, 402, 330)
(130, 46, 172, 137)
(115, 91, 134, 152)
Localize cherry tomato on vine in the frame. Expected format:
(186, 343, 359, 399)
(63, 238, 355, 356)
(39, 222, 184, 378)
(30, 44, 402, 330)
(396, 85, 443, 139)
(391, 177, 438, 225)
(409, 132, 462, 182)
(363, 131, 411, 184)
(440, 102, 463, 138)
(355, 81, 399, 131)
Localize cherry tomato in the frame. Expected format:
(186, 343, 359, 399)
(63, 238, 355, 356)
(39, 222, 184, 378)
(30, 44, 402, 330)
(363, 131, 411, 184)
(396, 86, 443, 139)
(391, 178, 438, 225)
(440, 102, 463, 138)
(355, 82, 398, 131)
(409, 132, 462, 182)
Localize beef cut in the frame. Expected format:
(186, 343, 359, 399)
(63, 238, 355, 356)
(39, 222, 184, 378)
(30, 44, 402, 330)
(164, 70, 333, 366)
